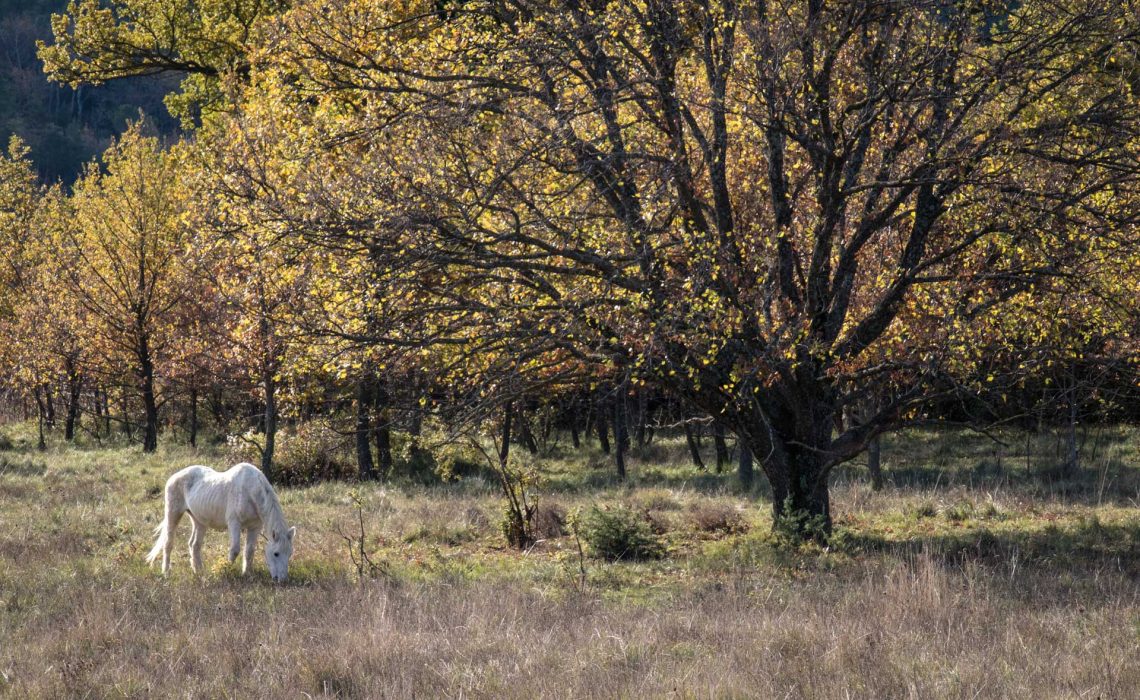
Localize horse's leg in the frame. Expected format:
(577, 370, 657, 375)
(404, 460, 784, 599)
(242, 526, 258, 575)
(227, 519, 242, 565)
(188, 516, 205, 574)
(161, 486, 186, 575)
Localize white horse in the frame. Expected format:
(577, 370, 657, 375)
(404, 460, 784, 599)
(146, 463, 296, 582)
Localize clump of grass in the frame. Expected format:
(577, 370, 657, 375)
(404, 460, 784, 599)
(978, 500, 1006, 520)
(579, 505, 665, 561)
(690, 502, 749, 536)
(634, 488, 683, 512)
(909, 501, 939, 519)
(945, 500, 975, 522)
(402, 522, 479, 546)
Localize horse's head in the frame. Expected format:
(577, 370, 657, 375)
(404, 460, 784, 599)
(265, 526, 296, 583)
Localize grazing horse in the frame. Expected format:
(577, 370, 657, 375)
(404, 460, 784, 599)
(146, 463, 296, 582)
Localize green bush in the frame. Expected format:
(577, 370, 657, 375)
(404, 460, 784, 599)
(579, 505, 664, 561)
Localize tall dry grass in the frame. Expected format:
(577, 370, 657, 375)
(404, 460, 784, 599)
(0, 429, 1137, 698)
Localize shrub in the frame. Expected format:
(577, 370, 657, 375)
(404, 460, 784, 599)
(579, 505, 664, 561)
(225, 420, 354, 485)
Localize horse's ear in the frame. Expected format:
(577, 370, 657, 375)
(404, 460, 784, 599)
(287, 526, 296, 541)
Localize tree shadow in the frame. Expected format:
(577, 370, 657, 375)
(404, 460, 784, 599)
(838, 516, 1140, 581)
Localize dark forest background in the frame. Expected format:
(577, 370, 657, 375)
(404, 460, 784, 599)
(0, 0, 177, 183)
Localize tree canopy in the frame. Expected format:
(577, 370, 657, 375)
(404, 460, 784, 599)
(2, 0, 1138, 538)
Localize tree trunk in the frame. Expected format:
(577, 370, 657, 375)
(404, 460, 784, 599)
(867, 435, 884, 491)
(262, 370, 277, 482)
(684, 420, 705, 470)
(355, 379, 376, 481)
(596, 402, 610, 454)
(33, 387, 46, 451)
(64, 368, 82, 442)
(762, 442, 832, 542)
(713, 422, 729, 473)
(516, 406, 539, 455)
(635, 390, 648, 448)
(612, 389, 628, 481)
(140, 375, 158, 452)
(44, 386, 56, 429)
(102, 389, 111, 437)
(738, 442, 753, 490)
(188, 388, 198, 448)
(373, 381, 393, 479)
(137, 332, 159, 453)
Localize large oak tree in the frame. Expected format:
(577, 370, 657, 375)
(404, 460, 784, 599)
(246, 0, 1140, 535)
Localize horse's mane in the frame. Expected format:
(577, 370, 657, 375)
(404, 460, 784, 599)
(254, 474, 288, 537)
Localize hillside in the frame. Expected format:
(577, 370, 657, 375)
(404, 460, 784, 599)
(0, 0, 177, 182)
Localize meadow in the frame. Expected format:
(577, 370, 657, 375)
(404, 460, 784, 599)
(0, 424, 1137, 699)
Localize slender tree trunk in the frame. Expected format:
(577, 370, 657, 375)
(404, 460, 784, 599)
(355, 379, 376, 481)
(33, 387, 46, 451)
(64, 368, 82, 442)
(188, 388, 198, 448)
(517, 406, 539, 455)
(499, 402, 512, 467)
(44, 386, 56, 430)
(209, 387, 227, 426)
(102, 389, 111, 437)
(138, 337, 159, 453)
(93, 387, 103, 437)
(596, 401, 611, 454)
(684, 419, 705, 470)
(612, 388, 628, 481)
(713, 422, 729, 473)
(373, 381, 393, 479)
(635, 390, 648, 448)
(570, 409, 581, 449)
(119, 387, 134, 440)
(262, 370, 277, 482)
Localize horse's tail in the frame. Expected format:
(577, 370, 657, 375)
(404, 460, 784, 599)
(145, 521, 167, 567)
(146, 472, 187, 568)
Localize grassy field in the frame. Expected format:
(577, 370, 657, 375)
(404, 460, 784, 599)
(0, 424, 1138, 698)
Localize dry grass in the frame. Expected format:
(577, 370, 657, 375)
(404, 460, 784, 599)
(0, 426, 1138, 698)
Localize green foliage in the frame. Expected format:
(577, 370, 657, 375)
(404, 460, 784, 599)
(38, 0, 287, 125)
(772, 498, 831, 546)
(579, 505, 665, 561)
(430, 438, 491, 483)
